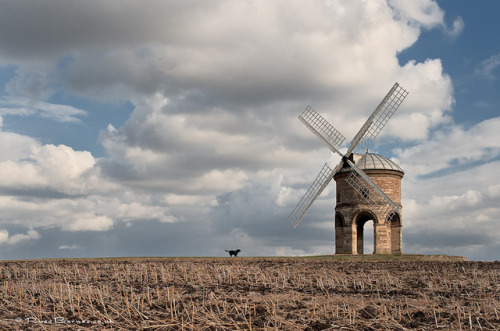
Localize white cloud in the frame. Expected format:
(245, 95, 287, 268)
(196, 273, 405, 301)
(388, 0, 463, 40)
(0, 129, 38, 162)
(388, 0, 444, 29)
(0, 143, 97, 195)
(446, 16, 465, 39)
(0, 229, 40, 245)
(0, 124, 178, 232)
(63, 215, 113, 232)
(8, 229, 40, 245)
(0, 97, 87, 123)
(385, 58, 454, 140)
(58, 244, 82, 250)
(395, 117, 500, 177)
(6, 67, 55, 99)
(393, 116, 500, 257)
(475, 53, 500, 81)
(31, 144, 96, 188)
(0, 229, 8, 244)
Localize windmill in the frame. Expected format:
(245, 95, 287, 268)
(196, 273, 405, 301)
(289, 82, 409, 230)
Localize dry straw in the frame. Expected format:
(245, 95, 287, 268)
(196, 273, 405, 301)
(0, 257, 497, 330)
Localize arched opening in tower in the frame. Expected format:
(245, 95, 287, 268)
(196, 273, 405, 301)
(355, 212, 376, 255)
(362, 221, 374, 254)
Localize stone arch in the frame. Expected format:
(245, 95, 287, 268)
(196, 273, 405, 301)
(335, 212, 345, 254)
(390, 213, 402, 253)
(353, 210, 378, 255)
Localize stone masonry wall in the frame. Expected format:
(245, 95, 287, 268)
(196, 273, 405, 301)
(334, 169, 403, 254)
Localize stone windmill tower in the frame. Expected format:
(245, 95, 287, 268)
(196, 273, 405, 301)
(334, 153, 404, 254)
(289, 83, 408, 255)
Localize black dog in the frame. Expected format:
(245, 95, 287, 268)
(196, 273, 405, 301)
(225, 249, 241, 257)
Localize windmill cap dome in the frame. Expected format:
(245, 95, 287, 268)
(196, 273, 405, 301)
(346, 153, 404, 173)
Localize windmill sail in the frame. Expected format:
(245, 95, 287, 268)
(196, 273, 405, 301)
(288, 163, 335, 228)
(347, 82, 409, 156)
(290, 82, 408, 227)
(298, 106, 346, 157)
(344, 159, 399, 223)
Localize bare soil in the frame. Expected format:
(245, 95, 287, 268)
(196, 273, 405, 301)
(0, 256, 498, 330)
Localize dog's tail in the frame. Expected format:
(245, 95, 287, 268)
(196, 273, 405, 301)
(225, 250, 229, 252)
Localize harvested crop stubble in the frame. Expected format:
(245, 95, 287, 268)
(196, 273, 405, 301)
(0, 258, 498, 330)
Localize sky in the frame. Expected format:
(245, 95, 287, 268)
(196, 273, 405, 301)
(0, 0, 499, 261)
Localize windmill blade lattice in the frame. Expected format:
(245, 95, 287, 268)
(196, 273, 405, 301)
(289, 82, 408, 227)
(288, 163, 335, 228)
(345, 159, 398, 223)
(348, 83, 409, 155)
(298, 106, 346, 156)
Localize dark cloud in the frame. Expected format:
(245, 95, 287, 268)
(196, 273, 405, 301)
(405, 230, 495, 249)
(0, 0, 216, 61)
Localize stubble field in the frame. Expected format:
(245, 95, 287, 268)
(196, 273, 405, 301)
(0, 256, 498, 330)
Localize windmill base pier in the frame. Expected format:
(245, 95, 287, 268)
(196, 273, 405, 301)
(334, 209, 402, 254)
(334, 153, 404, 255)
